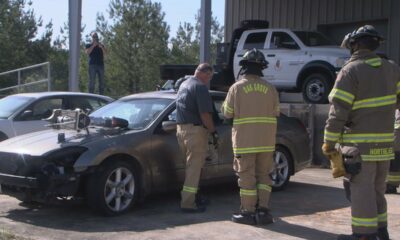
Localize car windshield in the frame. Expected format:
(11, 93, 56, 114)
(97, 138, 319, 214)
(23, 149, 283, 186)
(90, 98, 173, 130)
(293, 31, 336, 46)
(0, 96, 33, 119)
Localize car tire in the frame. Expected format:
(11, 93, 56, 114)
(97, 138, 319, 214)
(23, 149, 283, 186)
(271, 146, 293, 191)
(301, 73, 332, 104)
(0, 132, 8, 142)
(86, 160, 138, 216)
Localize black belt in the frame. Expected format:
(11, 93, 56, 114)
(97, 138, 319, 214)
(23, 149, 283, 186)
(178, 123, 202, 126)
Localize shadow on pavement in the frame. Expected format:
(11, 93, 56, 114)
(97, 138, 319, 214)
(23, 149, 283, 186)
(3, 179, 349, 237)
(264, 219, 338, 240)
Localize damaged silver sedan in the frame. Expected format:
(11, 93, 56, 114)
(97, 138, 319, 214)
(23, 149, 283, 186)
(0, 91, 311, 216)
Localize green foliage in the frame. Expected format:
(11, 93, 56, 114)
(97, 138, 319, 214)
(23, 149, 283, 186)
(168, 10, 224, 65)
(0, 0, 52, 71)
(0, 0, 70, 91)
(0, 0, 224, 96)
(86, 0, 170, 96)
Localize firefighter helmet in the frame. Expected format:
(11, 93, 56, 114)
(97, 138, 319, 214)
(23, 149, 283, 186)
(239, 48, 268, 69)
(341, 25, 384, 49)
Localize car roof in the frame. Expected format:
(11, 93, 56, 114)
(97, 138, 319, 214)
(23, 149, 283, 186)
(10, 91, 114, 101)
(118, 90, 226, 101)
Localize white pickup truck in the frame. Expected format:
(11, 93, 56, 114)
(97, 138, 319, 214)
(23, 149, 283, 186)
(233, 28, 350, 103)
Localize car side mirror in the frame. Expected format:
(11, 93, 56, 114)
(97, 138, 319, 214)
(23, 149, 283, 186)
(162, 120, 177, 132)
(104, 117, 129, 129)
(19, 110, 33, 120)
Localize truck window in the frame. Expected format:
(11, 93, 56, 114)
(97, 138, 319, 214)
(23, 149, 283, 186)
(270, 32, 300, 50)
(293, 31, 335, 46)
(243, 32, 268, 50)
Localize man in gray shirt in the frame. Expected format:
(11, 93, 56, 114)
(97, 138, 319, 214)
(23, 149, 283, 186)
(176, 63, 218, 213)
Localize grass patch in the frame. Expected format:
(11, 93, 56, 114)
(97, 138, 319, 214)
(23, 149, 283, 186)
(0, 229, 31, 240)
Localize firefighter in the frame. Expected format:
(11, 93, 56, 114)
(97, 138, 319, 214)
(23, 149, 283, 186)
(387, 109, 400, 193)
(222, 49, 279, 225)
(176, 63, 218, 213)
(322, 25, 400, 240)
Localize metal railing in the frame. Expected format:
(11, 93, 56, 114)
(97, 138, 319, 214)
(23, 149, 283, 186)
(0, 62, 51, 95)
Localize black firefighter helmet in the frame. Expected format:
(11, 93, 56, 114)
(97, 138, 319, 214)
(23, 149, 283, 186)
(341, 25, 384, 50)
(238, 49, 269, 77)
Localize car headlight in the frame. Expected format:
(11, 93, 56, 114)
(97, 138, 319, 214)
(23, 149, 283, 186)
(45, 146, 88, 168)
(335, 57, 349, 68)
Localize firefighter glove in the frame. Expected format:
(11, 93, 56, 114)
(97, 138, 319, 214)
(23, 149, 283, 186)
(322, 143, 346, 178)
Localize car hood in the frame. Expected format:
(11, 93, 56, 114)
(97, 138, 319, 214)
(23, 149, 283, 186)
(0, 127, 127, 156)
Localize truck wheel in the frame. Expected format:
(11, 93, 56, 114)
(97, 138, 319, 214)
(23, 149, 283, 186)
(271, 146, 293, 191)
(86, 160, 138, 216)
(302, 73, 332, 104)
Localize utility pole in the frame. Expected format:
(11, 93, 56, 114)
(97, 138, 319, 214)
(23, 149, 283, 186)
(68, 0, 82, 92)
(200, 0, 211, 64)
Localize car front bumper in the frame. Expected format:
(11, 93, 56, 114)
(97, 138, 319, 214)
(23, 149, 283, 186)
(0, 173, 37, 188)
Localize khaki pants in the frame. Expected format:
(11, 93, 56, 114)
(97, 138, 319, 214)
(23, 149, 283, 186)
(350, 161, 390, 235)
(233, 152, 274, 212)
(176, 124, 208, 209)
(387, 151, 400, 187)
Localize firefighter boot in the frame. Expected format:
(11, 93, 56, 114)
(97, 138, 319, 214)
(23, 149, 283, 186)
(231, 211, 257, 225)
(195, 193, 210, 206)
(337, 233, 378, 240)
(377, 227, 390, 240)
(256, 208, 274, 225)
(385, 184, 397, 194)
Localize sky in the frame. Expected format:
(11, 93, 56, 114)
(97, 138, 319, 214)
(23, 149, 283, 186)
(29, 0, 225, 41)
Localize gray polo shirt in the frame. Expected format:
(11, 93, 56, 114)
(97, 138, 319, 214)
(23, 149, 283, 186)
(176, 76, 213, 125)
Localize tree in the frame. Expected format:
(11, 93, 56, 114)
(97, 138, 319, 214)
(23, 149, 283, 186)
(168, 10, 224, 65)
(90, 0, 170, 96)
(0, 0, 58, 92)
(0, 0, 53, 71)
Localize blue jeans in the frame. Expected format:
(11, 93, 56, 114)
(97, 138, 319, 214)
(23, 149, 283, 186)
(88, 64, 104, 95)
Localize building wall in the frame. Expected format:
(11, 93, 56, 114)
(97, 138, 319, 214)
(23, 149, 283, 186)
(225, 0, 400, 63)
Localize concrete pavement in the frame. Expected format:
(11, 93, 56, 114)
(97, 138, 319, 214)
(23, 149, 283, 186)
(0, 168, 399, 240)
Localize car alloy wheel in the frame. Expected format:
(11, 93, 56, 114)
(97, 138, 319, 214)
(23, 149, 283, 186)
(270, 146, 292, 191)
(86, 160, 137, 216)
(104, 167, 135, 213)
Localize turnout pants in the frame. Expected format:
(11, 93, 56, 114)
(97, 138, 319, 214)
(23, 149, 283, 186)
(387, 151, 400, 187)
(350, 161, 390, 235)
(233, 152, 274, 212)
(176, 124, 208, 209)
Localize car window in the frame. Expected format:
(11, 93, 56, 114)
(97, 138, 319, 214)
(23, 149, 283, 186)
(69, 97, 109, 113)
(90, 98, 172, 130)
(87, 98, 109, 110)
(30, 98, 63, 120)
(212, 99, 224, 124)
(167, 109, 177, 121)
(270, 32, 300, 50)
(0, 96, 33, 119)
(243, 32, 268, 50)
(166, 98, 223, 125)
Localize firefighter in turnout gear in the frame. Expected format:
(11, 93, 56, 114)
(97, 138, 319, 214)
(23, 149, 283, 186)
(323, 25, 400, 240)
(222, 49, 279, 225)
(387, 109, 400, 193)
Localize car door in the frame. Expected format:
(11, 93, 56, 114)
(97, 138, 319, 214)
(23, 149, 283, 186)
(202, 96, 235, 179)
(12, 97, 64, 136)
(264, 31, 305, 89)
(150, 106, 187, 190)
